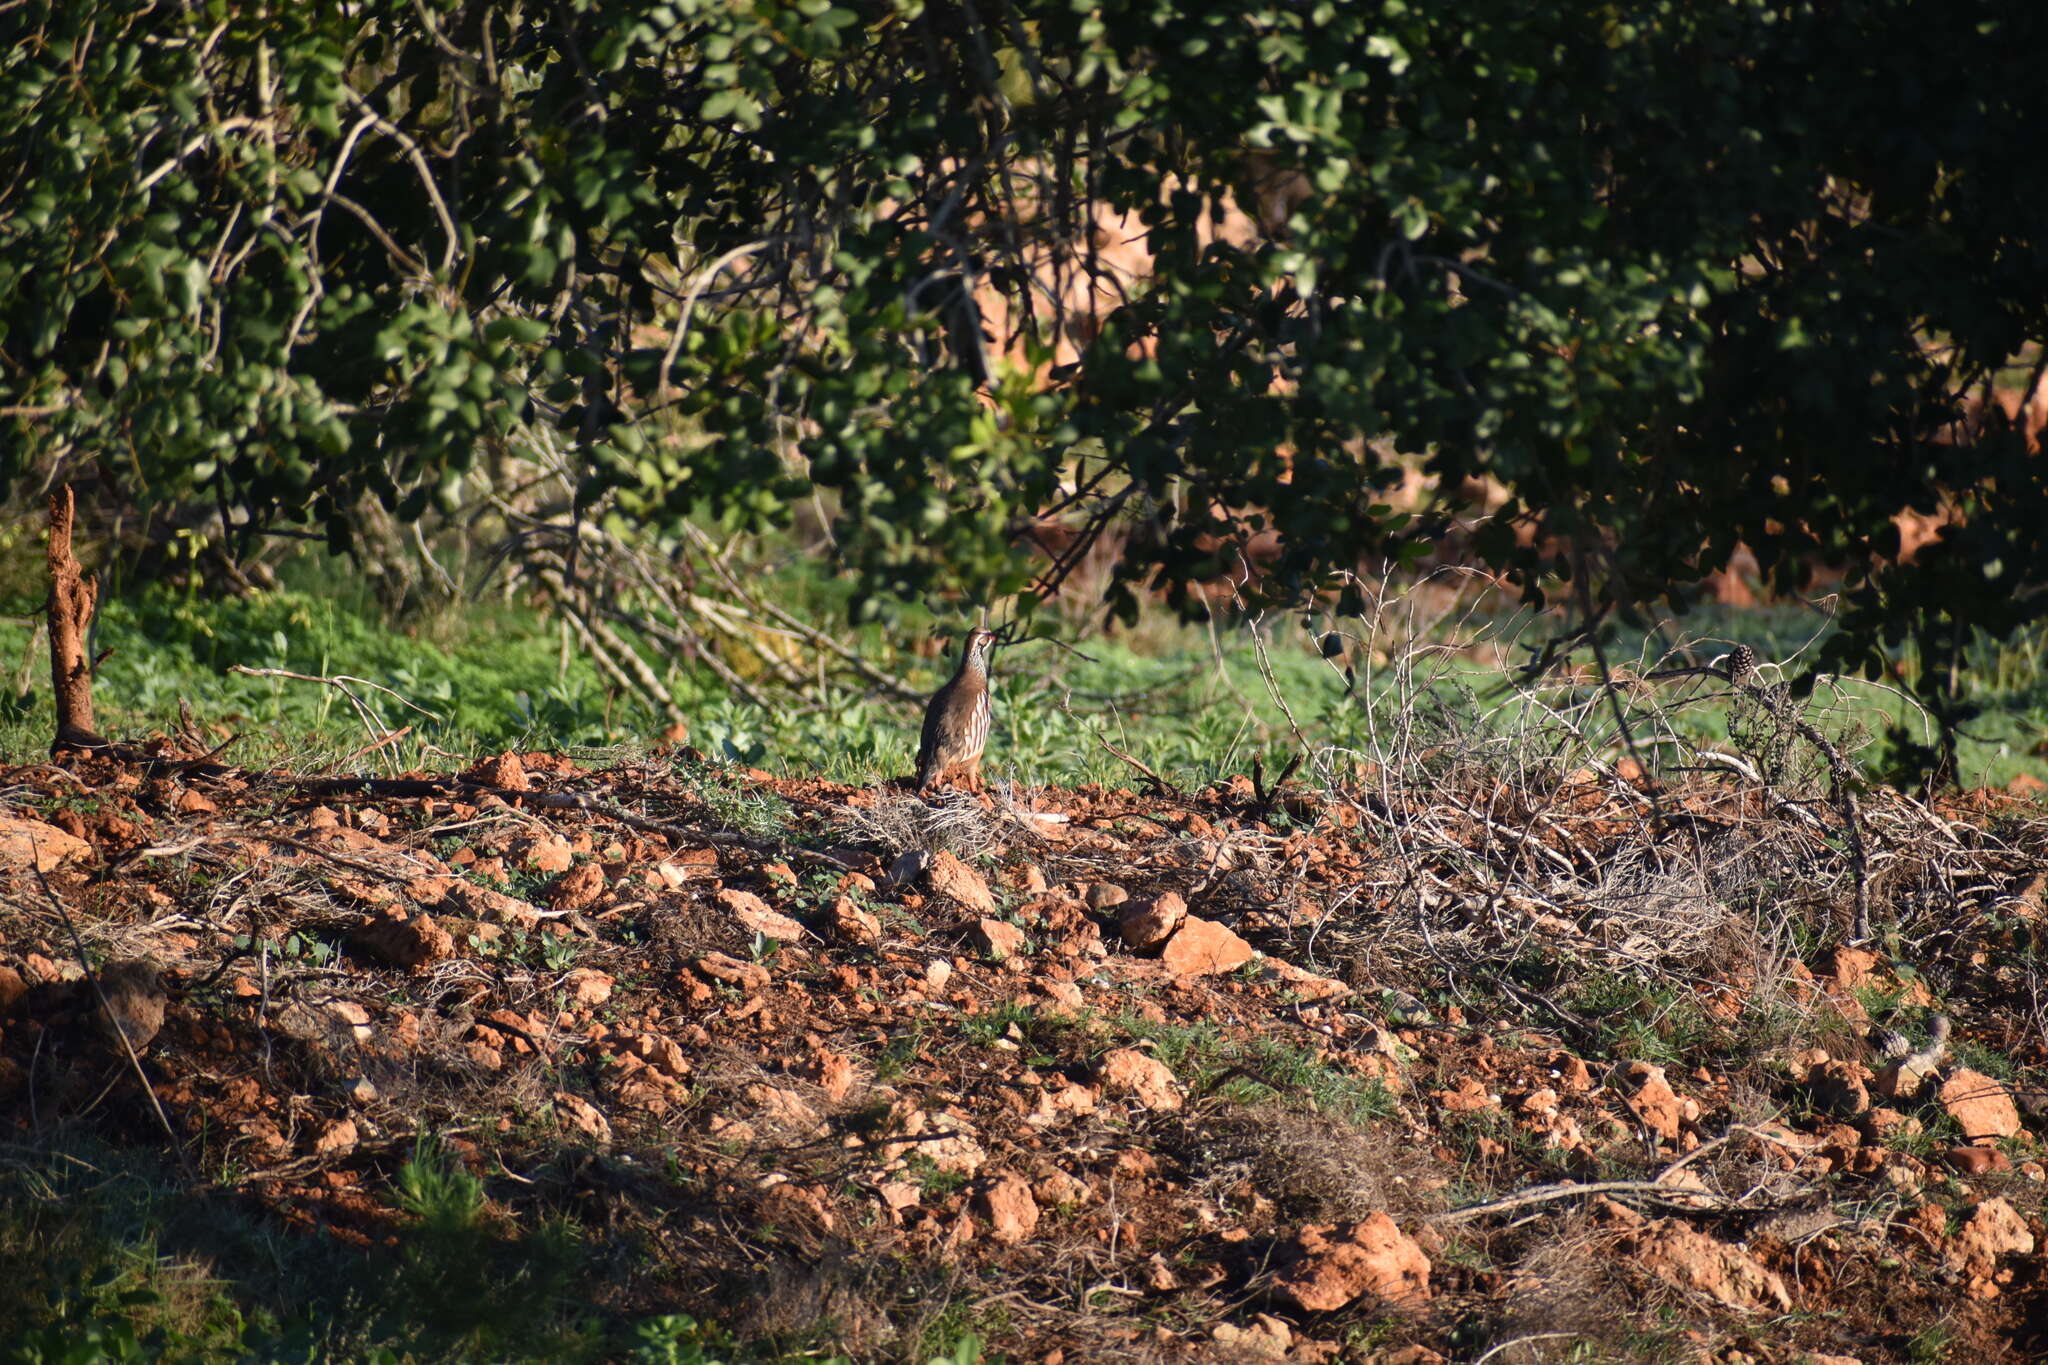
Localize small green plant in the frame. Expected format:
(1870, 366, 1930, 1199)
(925, 1333, 983, 1365)
(904, 1156, 969, 1199)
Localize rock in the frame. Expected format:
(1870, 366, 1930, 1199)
(0, 965, 25, 1012)
(928, 851, 997, 915)
(1258, 956, 1350, 1002)
(352, 911, 454, 970)
(1626, 1219, 1790, 1312)
(876, 1180, 921, 1213)
(419, 877, 543, 931)
(1947, 1197, 2033, 1284)
(1094, 1048, 1182, 1111)
(716, 887, 807, 942)
(655, 849, 720, 886)
(512, 834, 574, 874)
(554, 1091, 613, 1143)
(550, 861, 607, 912)
(1210, 1316, 1291, 1359)
(1118, 891, 1186, 951)
(807, 1051, 857, 1103)
(1084, 882, 1129, 909)
(1159, 916, 1254, 977)
(883, 1109, 987, 1174)
(93, 960, 166, 1052)
(1611, 1061, 1684, 1143)
(562, 968, 613, 1007)
(976, 1174, 1040, 1244)
(0, 815, 92, 872)
(1434, 1078, 1497, 1114)
(465, 752, 530, 790)
(970, 918, 1028, 960)
(1805, 1057, 1871, 1117)
(345, 1076, 379, 1105)
(1940, 1068, 2023, 1142)
(312, 1118, 359, 1156)
(628, 1032, 691, 1080)
(1829, 946, 1880, 992)
(830, 896, 882, 944)
(1272, 1213, 1432, 1312)
(694, 952, 772, 991)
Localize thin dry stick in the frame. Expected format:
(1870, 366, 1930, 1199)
(26, 838, 193, 1178)
(227, 665, 440, 776)
(1429, 1177, 1735, 1225)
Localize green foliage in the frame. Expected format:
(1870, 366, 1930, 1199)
(5, 0, 2048, 742)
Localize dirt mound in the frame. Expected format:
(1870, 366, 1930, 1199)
(3, 747, 2047, 1360)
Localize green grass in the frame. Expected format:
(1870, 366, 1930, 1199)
(0, 1133, 847, 1365)
(5, 534, 2048, 792)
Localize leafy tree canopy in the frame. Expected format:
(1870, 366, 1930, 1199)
(3, 0, 2046, 727)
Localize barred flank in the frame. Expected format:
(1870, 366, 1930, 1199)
(917, 631, 995, 789)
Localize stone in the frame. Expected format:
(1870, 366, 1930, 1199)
(1259, 956, 1350, 1002)
(352, 911, 454, 970)
(1805, 1057, 1871, 1117)
(512, 834, 574, 874)
(694, 952, 772, 991)
(628, 1031, 691, 1080)
(807, 1051, 857, 1103)
(716, 887, 807, 942)
(883, 1109, 987, 1174)
(830, 896, 882, 944)
(976, 1174, 1040, 1244)
(554, 1091, 613, 1143)
(562, 968, 613, 1006)
(1947, 1197, 2033, 1288)
(93, 960, 166, 1052)
(465, 752, 530, 790)
(0, 816, 92, 873)
(1159, 916, 1254, 977)
(1939, 1068, 2023, 1142)
(1118, 891, 1186, 951)
(312, 1118, 359, 1156)
(971, 918, 1028, 960)
(1626, 1219, 1790, 1312)
(1611, 1060, 1684, 1143)
(1272, 1213, 1432, 1312)
(1094, 1048, 1182, 1111)
(928, 851, 997, 915)
(550, 861, 607, 912)
(1209, 1317, 1291, 1359)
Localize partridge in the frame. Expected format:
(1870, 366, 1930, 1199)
(917, 628, 996, 793)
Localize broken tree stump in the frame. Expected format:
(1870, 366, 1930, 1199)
(46, 484, 109, 754)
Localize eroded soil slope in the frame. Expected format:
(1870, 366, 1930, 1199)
(4, 743, 2048, 1362)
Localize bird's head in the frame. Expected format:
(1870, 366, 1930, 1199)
(963, 628, 997, 668)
